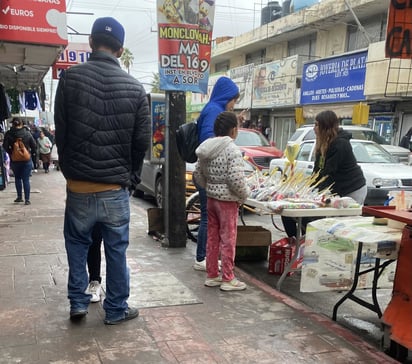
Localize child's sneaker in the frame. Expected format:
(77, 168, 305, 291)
(204, 276, 222, 287)
(220, 278, 247, 291)
(86, 281, 102, 303)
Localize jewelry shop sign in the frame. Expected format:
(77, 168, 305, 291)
(300, 51, 367, 105)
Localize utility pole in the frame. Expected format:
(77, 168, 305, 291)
(162, 91, 187, 248)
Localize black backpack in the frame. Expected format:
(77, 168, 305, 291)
(176, 121, 199, 163)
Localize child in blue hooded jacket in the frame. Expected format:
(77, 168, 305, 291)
(193, 76, 241, 272)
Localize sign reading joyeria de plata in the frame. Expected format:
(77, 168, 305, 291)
(0, 0, 67, 46)
(156, 0, 215, 94)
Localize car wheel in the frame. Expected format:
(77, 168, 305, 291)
(186, 192, 200, 243)
(155, 177, 162, 208)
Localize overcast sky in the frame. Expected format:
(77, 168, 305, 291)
(65, 0, 266, 88)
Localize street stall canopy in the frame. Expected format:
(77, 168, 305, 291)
(0, 0, 68, 90)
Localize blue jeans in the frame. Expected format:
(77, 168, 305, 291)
(11, 160, 32, 201)
(194, 181, 207, 262)
(64, 188, 131, 321)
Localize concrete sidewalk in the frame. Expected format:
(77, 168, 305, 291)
(0, 168, 397, 363)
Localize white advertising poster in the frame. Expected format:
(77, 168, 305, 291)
(230, 64, 254, 110)
(252, 55, 298, 108)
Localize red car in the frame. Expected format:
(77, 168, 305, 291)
(235, 128, 283, 171)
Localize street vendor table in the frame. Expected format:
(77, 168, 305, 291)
(362, 206, 412, 361)
(243, 199, 362, 291)
(300, 216, 401, 321)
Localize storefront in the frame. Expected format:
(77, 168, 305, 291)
(364, 41, 412, 145)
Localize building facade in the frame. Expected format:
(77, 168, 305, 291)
(198, 0, 412, 151)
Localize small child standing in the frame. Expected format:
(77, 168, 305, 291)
(194, 111, 251, 291)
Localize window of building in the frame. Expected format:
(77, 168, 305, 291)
(346, 13, 388, 51)
(215, 61, 230, 73)
(246, 49, 266, 65)
(287, 34, 317, 60)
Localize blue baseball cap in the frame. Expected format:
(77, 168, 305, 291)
(91, 17, 125, 46)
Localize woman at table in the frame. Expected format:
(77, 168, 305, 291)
(282, 110, 367, 237)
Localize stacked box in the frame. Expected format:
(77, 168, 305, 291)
(268, 237, 304, 276)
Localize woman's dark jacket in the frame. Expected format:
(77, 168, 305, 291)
(54, 50, 150, 188)
(313, 129, 366, 197)
(3, 126, 36, 160)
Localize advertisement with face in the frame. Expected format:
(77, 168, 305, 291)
(252, 55, 298, 108)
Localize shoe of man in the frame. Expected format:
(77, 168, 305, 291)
(24, 200, 31, 205)
(14, 198, 23, 203)
(220, 278, 247, 291)
(104, 307, 139, 325)
(70, 309, 88, 321)
(86, 281, 101, 303)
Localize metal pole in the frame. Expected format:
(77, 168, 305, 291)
(162, 91, 187, 248)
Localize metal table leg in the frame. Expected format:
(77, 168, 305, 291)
(332, 241, 395, 321)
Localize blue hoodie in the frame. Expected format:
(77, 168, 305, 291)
(197, 76, 239, 143)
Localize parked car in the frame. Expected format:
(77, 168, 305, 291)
(269, 139, 412, 205)
(135, 161, 197, 208)
(236, 128, 283, 171)
(136, 128, 281, 207)
(289, 125, 411, 164)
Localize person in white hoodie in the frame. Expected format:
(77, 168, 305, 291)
(194, 111, 251, 291)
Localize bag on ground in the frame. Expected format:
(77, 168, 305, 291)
(11, 138, 31, 162)
(176, 121, 199, 163)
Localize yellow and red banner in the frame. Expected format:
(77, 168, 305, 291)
(385, 1, 412, 59)
(157, 0, 215, 93)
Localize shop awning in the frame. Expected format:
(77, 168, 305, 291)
(302, 103, 356, 119)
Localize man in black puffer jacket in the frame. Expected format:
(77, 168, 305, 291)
(54, 17, 150, 325)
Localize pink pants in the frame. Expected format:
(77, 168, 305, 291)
(206, 197, 238, 282)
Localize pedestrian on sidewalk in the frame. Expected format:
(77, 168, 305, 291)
(194, 111, 251, 291)
(38, 131, 52, 173)
(54, 17, 150, 324)
(193, 76, 243, 272)
(3, 117, 36, 205)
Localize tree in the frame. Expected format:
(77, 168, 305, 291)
(150, 72, 164, 94)
(120, 48, 134, 74)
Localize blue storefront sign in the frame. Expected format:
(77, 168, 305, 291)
(300, 51, 367, 105)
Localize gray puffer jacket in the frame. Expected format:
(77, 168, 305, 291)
(54, 50, 150, 188)
(194, 136, 250, 203)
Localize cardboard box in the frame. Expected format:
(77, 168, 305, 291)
(236, 225, 271, 246)
(147, 208, 164, 234)
(235, 226, 271, 261)
(268, 237, 304, 276)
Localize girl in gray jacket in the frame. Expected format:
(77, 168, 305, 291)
(194, 112, 251, 291)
